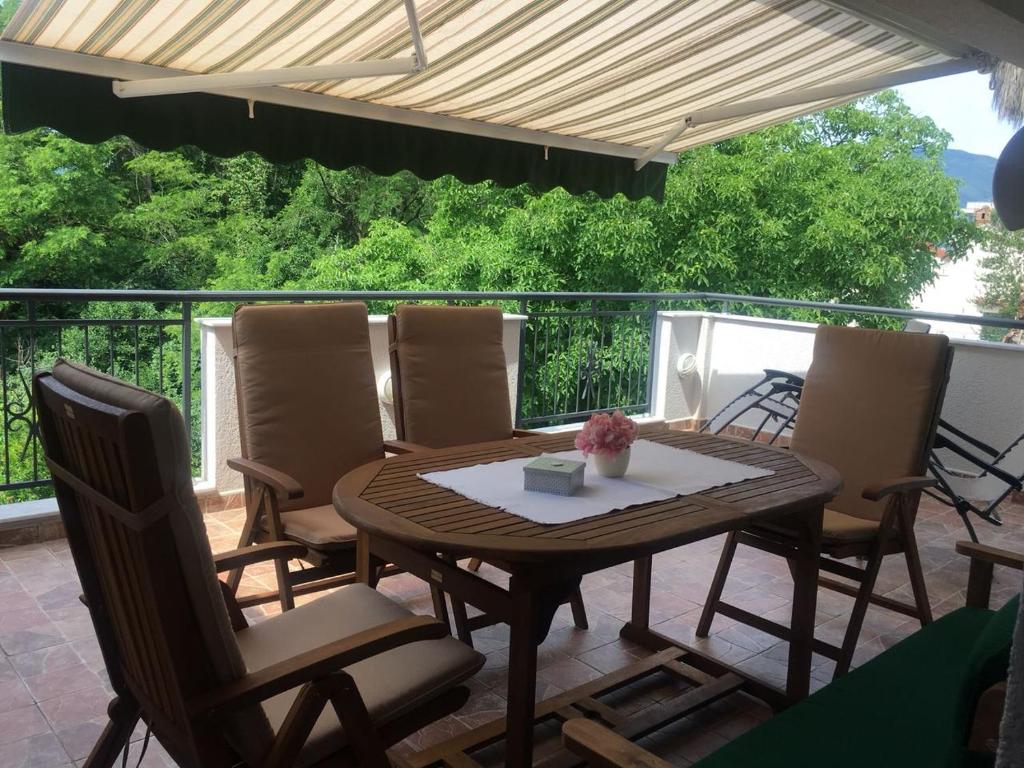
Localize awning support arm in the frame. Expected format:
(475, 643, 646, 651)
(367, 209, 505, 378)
(404, 0, 428, 71)
(634, 56, 981, 170)
(113, 0, 428, 99)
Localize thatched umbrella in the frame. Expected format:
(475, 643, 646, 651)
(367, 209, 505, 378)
(991, 61, 1024, 126)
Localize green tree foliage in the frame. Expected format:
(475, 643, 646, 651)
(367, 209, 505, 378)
(0, 89, 971, 305)
(977, 216, 1024, 342)
(0, 69, 979, 498)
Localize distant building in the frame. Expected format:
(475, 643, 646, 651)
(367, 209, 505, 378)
(912, 202, 995, 341)
(965, 201, 994, 226)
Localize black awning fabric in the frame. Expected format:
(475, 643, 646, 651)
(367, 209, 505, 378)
(2, 63, 666, 201)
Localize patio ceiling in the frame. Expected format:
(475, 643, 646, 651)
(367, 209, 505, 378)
(0, 1, 1004, 199)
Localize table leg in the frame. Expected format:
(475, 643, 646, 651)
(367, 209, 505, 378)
(786, 505, 823, 701)
(629, 556, 653, 630)
(505, 576, 540, 768)
(356, 530, 381, 587)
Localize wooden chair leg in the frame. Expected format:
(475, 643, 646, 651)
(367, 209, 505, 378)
(898, 510, 933, 625)
(442, 555, 474, 648)
(326, 673, 389, 768)
(274, 558, 296, 613)
(226, 502, 260, 593)
(834, 548, 886, 678)
(697, 531, 739, 637)
(430, 584, 452, 633)
(569, 587, 589, 630)
(82, 695, 140, 768)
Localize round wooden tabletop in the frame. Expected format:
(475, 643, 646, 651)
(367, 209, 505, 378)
(333, 428, 841, 565)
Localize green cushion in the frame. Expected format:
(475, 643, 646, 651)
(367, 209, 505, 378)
(692, 607, 995, 768)
(948, 594, 1019, 768)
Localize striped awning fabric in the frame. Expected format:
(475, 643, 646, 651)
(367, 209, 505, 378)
(0, 0, 960, 197)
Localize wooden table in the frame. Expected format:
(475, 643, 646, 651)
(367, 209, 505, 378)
(333, 428, 840, 768)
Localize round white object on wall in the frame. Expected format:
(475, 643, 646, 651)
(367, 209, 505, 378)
(676, 352, 698, 378)
(378, 372, 394, 404)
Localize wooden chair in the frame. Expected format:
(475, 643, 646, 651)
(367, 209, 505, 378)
(388, 303, 589, 641)
(563, 541, 1022, 768)
(227, 302, 422, 610)
(697, 325, 954, 677)
(34, 359, 484, 768)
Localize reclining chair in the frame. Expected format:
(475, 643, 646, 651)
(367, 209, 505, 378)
(388, 304, 588, 642)
(227, 302, 420, 610)
(698, 325, 953, 677)
(35, 360, 483, 768)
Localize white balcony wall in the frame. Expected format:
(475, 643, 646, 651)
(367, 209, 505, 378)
(197, 308, 1023, 507)
(650, 311, 1024, 503)
(197, 315, 524, 495)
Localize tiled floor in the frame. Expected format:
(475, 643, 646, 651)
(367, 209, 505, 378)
(1, 495, 1022, 767)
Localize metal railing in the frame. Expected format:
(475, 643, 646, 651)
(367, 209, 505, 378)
(1, 288, 1022, 503)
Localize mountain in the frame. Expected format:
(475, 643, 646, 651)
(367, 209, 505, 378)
(942, 148, 997, 207)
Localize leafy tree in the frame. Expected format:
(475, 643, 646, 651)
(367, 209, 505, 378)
(977, 215, 1024, 342)
(0, 62, 985, 498)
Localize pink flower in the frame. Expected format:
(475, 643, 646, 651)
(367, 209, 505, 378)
(575, 410, 638, 457)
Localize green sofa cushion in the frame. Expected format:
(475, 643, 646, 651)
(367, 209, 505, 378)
(958, 595, 1019, 727)
(692, 606, 996, 768)
(949, 595, 1019, 767)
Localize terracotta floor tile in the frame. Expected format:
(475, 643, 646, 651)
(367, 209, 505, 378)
(22, 661, 103, 704)
(52, 721, 111, 763)
(0, 624, 67, 657)
(0, 496, 1018, 767)
(0, 733, 71, 768)
(575, 640, 645, 674)
(37, 685, 111, 731)
(0, 706, 50, 748)
(8, 645, 82, 680)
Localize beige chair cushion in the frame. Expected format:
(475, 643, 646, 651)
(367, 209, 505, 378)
(237, 584, 485, 767)
(822, 508, 880, 543)
(392, 304, 514, 448)
(790, 326, 949, 523)
(50, 361, 275, 763)
(233, 302, 385, 511)
(270, 505, 357, 550)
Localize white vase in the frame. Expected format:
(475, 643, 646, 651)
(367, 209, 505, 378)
(594, 447, 631, 478)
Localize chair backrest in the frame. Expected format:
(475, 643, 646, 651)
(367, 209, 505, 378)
(35, 361, 272, 767)
(232, 302, 385, 509)
(389, 304, 514, 448)
(790, 326, 953, 522)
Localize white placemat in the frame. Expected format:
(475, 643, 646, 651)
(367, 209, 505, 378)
(418, 439, 774, 525)
(419, 457, 674, 525)
(610, 439, 775, 495)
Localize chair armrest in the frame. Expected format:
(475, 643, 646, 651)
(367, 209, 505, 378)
(968, 681, 1007, 753)
(956, 541, 1024, 570)
(213, 542, 308, 574)
(562, 720, 673, 768)
(383, 439, 429, 455)
(861, 475, 937, 501)
(227, 457, 304, 501)
(958, 541, 1024, 608)
(188, 615, 448, 717)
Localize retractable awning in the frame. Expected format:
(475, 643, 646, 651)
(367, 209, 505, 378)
(0, 1, 1001, 200)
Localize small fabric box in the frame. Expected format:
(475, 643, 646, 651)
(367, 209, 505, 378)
(523, 456, 585, 496)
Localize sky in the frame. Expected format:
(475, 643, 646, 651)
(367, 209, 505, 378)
(895, 71, 1019, 158)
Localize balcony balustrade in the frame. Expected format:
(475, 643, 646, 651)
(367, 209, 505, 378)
(0, 289, 1022, 531)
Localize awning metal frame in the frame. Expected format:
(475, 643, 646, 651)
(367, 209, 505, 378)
(0, 40, 678, 166)
(113, 0, 428, 99)
(634, 55, 984, 169)
(0, 1, 999, 174)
